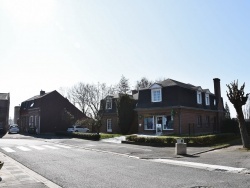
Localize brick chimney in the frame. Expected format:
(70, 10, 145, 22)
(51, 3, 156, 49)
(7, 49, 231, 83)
(40, 90, 45, 96)
(213, 78, 221, 99)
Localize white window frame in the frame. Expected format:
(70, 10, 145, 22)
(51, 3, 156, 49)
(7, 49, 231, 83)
(144, 116, 155, 130)
(151, 89, 162, 102)
(106, 98, 112, 109)
(29, 116, 33, 127)
(162, 115, 174, 130)
(197, 91, 202, 104)
(34, 116, 37, 126)
(107, 119, 112, 132)
(205, 94, 210, 106)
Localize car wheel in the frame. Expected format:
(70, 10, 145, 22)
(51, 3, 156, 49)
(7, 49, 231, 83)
(75, 130, 78, 132)
(86, 130, 89, 132)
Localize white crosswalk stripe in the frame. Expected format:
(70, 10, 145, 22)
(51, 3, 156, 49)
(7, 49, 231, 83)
(54, 144, 71, 149)
(1, 144, 71, 153)
(16, 146, 31, 151)
(1, 147, 16, 152)
(42, 145, 59, 149)
(29, 145, 45, 150)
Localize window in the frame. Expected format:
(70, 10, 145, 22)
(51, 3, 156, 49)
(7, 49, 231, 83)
(197, 115, 202, 127)
(163, 116, 174, 130)
(151, 89, 162, 102)
(35, 116, 37, 126)
(205, 94, 210, 105)
(107, 119, 112, 132)
(144, 116, 154, 130)
(205, 116, 210, 127)
(214, 99, 216, 106)
(29, 116, 33, 127)
(197, 91, 202, 104)
(106, 98, 112, 109)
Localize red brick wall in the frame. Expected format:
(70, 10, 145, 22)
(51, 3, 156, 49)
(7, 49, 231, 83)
(137, 108, 220, 135)
(100, 114, 120, 134)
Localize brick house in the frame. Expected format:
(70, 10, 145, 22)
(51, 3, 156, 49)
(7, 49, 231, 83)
(135, 78, 225, 135)
(0, 93, 10, 133)
(19, 90, 86, 134)
(100, 93, 138, 134)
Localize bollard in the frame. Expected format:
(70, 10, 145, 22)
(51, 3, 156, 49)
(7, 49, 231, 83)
(175, 138, 187, 155)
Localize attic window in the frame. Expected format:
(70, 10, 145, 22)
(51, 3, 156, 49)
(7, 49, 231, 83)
(106, 98, 112, 109)
(205, 94, 210, 105)
(151, 89, 162, 102)
(30, 102, 34, 107)
(197, 91, 202, 104)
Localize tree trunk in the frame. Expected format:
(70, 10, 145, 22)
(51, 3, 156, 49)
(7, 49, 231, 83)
(236, 106, 250, 148)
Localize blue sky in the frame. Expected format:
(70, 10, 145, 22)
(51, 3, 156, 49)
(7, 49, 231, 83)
(0, 0, 250, 118)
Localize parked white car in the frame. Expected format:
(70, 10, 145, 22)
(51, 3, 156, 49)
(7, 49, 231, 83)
(67, 125, 89, 133)
(9, 124, 19, 134)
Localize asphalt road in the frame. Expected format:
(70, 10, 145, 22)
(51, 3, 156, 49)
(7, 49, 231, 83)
(1, 134, 250, 188)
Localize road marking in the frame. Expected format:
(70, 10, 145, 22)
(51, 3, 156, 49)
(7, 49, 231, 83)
(84, 144, 96, 147)
(150, 159, 247, 174)
(17, 146, 31, 151)
(54, 144, 71, 149)
(116, 145, 152, 151)
(29, 145, 45, 150)
(42, 145, 59, 149)
(1, 147, 16, 152)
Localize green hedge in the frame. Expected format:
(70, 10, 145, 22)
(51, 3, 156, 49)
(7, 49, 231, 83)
(55, 131, 100, 140)
(126, 133, 238, 146)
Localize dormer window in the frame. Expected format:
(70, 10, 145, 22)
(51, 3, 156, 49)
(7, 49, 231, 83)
(106, 98, 112, 109)
(151, 89, 162, 102)
(197, 91, 202, 104)
(205, 94, 210, 105)
(150, 83, 162, 103)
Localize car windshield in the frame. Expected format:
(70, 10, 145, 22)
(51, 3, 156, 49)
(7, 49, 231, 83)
(10, 124, 18, 127)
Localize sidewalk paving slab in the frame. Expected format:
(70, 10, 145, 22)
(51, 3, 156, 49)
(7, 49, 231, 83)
(0, 152, 61, 188)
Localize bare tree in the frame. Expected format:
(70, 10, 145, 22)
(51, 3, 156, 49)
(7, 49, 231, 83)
(227, 80, 250, 148)
(155, 77, 167, 83)
(68, 82, 89, 115)
(85, 83, 115, 134)
(135, 77, 152, 90)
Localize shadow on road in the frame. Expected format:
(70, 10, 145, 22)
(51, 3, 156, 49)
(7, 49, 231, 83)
(179, 154, 199, 158)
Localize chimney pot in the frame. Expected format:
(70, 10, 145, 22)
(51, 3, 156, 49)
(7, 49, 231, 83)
(40, 90, 45, 96)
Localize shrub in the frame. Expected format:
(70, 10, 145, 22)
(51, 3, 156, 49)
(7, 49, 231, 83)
(165, 137, 177, 144)
(125, 133, 238, 146)
(55, 131, 100, 140)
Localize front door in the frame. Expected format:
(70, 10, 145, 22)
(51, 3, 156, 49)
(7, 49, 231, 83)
(156, 116, 163, 135)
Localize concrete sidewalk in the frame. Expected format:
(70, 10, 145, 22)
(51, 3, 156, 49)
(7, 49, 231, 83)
(0, 152, 61, 188)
